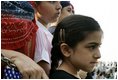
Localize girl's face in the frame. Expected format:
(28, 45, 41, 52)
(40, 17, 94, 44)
(67, 31, 102, 72)
(59, 5, 74, 22)
(36, 1, 62, 23)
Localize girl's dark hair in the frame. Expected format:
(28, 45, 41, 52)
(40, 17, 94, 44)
(49, 15, 102, 76)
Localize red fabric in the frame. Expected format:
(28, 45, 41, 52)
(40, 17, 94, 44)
(1, 17, 38, 59)
(28, 1, 36, 7)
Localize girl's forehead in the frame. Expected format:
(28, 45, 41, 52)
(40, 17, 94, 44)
(63, 5, 72, 9)
(80, 31, 103, 44)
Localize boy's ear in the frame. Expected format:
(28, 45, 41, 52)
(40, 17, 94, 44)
(60, 43, 73, 57)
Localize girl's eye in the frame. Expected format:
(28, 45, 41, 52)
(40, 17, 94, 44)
(67, 7, 72, 13)
(90, 46, 97, 50)
(67, 9, 71, 12)
(87, 45, 98, 50)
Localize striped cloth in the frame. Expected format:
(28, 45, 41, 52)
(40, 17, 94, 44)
(1, 1, 34, 20)
(1, 1, 38, 59)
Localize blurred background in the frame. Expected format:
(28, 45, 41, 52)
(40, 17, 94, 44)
(70, 0, 117, 79)
(71, 0, 118, 62)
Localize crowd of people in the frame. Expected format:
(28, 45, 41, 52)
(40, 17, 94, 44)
(78, 61, 117, 79)
(1, 1, 117, 79)
(94, 61, 117, 79)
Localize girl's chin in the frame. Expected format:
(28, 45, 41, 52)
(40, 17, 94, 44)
(83, 67, 95, 73)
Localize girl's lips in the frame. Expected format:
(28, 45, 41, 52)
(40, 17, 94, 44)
(90, 62, 98, 64)
(90, 61, 98, 63)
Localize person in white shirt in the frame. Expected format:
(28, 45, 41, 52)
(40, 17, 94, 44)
(30, 1, 62, 75)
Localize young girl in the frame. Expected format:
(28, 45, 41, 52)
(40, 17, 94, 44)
(58, 1, 74, 23)
(49, 15, 103, 79)
(48, 1, 74, 34)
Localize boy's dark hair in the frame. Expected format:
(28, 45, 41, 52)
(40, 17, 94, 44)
(35, 1, 41, 5)
(49, 15, 102, 76)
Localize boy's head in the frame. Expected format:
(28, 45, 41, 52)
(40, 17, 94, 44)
(30, 1, 62, 24)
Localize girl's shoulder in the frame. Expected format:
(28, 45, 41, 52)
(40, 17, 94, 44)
(49, 70, 79, 79)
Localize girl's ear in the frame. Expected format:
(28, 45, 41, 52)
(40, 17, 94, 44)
(60, 43, 73, 57)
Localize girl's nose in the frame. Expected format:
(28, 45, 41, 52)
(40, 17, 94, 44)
(94, 49, 101, 59)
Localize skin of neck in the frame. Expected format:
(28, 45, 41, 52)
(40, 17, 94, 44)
(57, 59, 80, 78)
(35, 12, 49, 27)
(51, 12, 64, 27)
(38, 18, 48, 27)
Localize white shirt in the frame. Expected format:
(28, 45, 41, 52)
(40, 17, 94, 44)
(34, 21, 53, 64)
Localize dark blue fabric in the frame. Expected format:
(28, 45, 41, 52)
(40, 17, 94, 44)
(1, 1, 34, 20)
(3, 66, 22, 79)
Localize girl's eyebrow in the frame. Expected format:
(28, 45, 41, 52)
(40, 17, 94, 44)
(88, 42, 101, 45)
(67, 6, 72, 9)
(67, 7, 71, 10)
